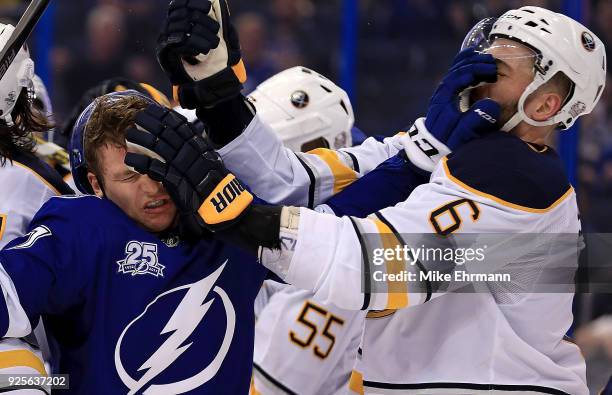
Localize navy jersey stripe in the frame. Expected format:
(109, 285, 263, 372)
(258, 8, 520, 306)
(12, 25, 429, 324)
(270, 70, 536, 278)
(362, 380, 570, 394)
(348, 217, 371, 310)
(11, 151, 73, 196)
(344, 151, 360, 173)
(253, 363, 297, 395)
(294, 153, 316, 208)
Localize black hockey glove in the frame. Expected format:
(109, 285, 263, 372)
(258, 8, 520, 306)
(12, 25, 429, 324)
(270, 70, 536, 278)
(157, 0, 246, 109)
(125, 104, 281, 250)
(124, 104, 253, 235)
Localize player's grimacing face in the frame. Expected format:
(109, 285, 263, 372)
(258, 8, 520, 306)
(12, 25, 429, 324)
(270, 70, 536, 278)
(471, 38, 536, 126)
(94, 144, 177, 233)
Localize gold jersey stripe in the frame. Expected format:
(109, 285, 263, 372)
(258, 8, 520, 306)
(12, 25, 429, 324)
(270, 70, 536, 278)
(371, 218, 409, 309)
(0, 214, 6, 242)
(0, 349, 47, 376)
(348, 370, 365, 395)
(306, 149, 358, 194)
(249, 375, 262, 395)
(366, 309, 397, 319)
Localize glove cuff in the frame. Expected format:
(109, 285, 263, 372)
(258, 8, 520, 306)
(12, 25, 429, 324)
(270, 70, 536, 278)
(401, 117, 452, 173)
(179, 67, 244, 109)
(216, 204, 283, 255)
(196, 95, 256, 148)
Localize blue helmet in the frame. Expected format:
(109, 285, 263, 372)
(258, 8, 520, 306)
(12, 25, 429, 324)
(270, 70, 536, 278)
(68, 90, 156, 194)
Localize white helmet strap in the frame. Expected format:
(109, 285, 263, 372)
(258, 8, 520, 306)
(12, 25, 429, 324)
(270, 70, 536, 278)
(500, 69, 569, 132)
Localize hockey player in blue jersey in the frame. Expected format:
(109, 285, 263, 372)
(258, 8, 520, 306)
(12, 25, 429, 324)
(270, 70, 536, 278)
(0, 90, 278, 394)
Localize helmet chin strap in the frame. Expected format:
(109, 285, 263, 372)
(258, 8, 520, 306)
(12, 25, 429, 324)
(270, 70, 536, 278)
(500, 76, 564, 132)
(500, 111, 523, 132)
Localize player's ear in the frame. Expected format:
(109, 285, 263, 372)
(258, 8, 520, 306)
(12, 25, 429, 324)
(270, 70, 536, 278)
(87, 172, 104, 198)
(530, 92, 563, 122)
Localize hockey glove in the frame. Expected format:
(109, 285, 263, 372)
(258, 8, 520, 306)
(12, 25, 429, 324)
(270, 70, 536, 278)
(403, 98, 500, 173)
(157, 0, 246, 109)
(425, 47, 498, 149)
(124, 104, 253, 232)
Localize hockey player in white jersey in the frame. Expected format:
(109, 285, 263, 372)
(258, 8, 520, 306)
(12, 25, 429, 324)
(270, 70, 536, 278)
(129, 4, 607, 395)
(0, 23, 73, 393)
(249, 68, 367, 395)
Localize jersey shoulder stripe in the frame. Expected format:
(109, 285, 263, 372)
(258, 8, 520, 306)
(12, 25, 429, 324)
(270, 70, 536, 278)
(0, 348, 46, 375)
(11, 151, 74, 196)
(445, 132, 571, 212)
(0, 214, 6, 242)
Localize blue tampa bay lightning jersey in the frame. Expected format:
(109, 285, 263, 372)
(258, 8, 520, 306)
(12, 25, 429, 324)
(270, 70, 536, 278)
(0, 195, 268, 394)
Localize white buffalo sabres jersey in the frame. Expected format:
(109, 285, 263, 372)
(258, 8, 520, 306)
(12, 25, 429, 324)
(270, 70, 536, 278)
(252, 283, 365, 395)
(219, 115, 405, 208)
(0, 151, 72, 392)
(0, 152, 72, 249)
(258, 131, 587, 395)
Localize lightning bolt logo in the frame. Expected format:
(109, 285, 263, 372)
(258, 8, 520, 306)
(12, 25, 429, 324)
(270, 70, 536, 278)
(115, 262, 236, 394)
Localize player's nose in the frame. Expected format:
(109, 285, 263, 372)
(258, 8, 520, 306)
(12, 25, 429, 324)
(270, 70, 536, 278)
(140, 174, 166, 195)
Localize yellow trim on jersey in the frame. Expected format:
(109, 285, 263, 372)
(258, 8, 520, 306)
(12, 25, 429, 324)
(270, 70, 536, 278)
(307, 149, 358, 194)
(526, 142, 549, 153)
(232, 59, 248, 84)
(0, 349, 47, 376)
(0, 214, 6, 242)
(12, 161, 61, 196)
(139, 83, 172, 108)
(366, 309, 396, 319)
(371, 218, 409, 309)
(249, 375, 261, 395)
(348, 370, 365, 395)
(442, 157, 573, 213)
(394, 131, 407, 137)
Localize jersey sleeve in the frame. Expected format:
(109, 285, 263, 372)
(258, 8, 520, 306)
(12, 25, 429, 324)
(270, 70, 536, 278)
(0, 198, 91, 338)
(318, 152, 430, 217)
(261, 137, 581, 311)
(218, 114, 406, 208)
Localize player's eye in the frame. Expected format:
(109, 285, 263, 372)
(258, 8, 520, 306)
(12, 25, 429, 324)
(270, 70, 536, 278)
(121, 173, 139, 182)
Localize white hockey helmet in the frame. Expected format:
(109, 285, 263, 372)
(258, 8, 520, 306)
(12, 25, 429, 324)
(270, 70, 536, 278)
(0, 23, 35, 125)
(247, 66, 354, 152)
(488, 6, 606, 131)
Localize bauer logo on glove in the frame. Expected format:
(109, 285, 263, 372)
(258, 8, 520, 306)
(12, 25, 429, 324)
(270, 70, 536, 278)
(199, 174, 253, 225)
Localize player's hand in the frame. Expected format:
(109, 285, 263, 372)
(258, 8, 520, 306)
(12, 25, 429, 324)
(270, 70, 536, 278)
(425, 47, 498, 149)
(123, 104, 253, 233)
(157, 0, 246, 109)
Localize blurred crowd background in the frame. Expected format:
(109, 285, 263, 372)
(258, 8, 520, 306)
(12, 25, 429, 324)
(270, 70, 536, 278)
(0, 0, 611, 392)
